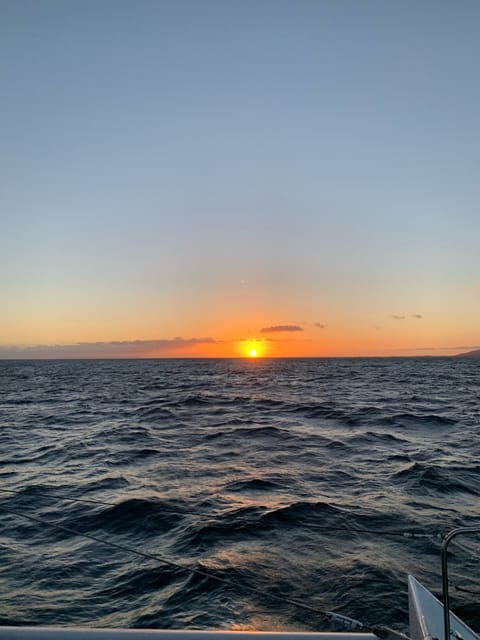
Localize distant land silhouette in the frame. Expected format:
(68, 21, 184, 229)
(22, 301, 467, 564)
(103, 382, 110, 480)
(455, 348, 480, 358)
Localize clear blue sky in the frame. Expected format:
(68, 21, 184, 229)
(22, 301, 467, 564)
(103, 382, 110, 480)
(2, 0, 479, 357)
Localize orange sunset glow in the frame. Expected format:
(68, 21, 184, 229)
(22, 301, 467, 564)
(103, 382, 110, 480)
(237, 340, 267, 359)
(1, 1, 479, 362)
(3, 5, 480, 640)
(2, 312, 479, 359)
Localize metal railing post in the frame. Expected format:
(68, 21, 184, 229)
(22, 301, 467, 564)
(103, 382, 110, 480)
(441, 527, 480, 640)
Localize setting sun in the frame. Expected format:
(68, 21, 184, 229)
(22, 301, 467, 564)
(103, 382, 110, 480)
(236, 339, 268, 358)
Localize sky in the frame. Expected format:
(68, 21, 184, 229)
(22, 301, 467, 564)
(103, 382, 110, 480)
(1, 0, 479, 358)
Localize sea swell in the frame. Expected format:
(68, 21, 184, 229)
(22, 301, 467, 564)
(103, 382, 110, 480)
(0, 357, 479, 632)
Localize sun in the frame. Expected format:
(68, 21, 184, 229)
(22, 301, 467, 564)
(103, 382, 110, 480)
(237, 339, 267, 358)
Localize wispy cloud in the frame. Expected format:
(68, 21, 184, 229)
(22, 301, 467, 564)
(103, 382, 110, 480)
(314, 322, 327, 329)
(0, 337, 216, 359)
(391, 313, 422, 320)
(408, 345, 480, 352)
(260, 325, 304, 334)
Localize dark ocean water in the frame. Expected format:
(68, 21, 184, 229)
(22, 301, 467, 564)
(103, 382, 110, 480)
(0, 357, 479, 632)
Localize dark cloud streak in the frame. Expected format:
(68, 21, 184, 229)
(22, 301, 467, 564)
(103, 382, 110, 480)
(260, 325, 304, 334)
(0, 337, 216, 359)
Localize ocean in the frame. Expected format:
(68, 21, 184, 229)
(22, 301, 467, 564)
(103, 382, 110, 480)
(0, 357, 479, 632)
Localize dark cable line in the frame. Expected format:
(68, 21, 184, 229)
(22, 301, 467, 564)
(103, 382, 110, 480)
(454, 584, 480, 595)
(0, 487, 439, 539)
(0, 487, 116, 507)
(0, 503, 410, 640)
(0, 504, 350, 624)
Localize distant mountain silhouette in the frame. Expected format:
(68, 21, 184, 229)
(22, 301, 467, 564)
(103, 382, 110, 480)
(455, 348, 480, 358)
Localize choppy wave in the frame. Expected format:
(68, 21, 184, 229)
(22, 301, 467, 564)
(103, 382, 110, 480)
(0, 357, 479, 632)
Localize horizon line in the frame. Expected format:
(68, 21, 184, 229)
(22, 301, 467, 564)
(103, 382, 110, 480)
(0, 354, 464, 361)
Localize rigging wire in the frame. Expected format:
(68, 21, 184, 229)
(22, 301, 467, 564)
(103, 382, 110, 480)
(0, 501, 409, 640)
(447, 538, 480, 563)
(454, 584, 480, 595)
(0, 487, 116, 507)
(0, 487, 439, 540)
